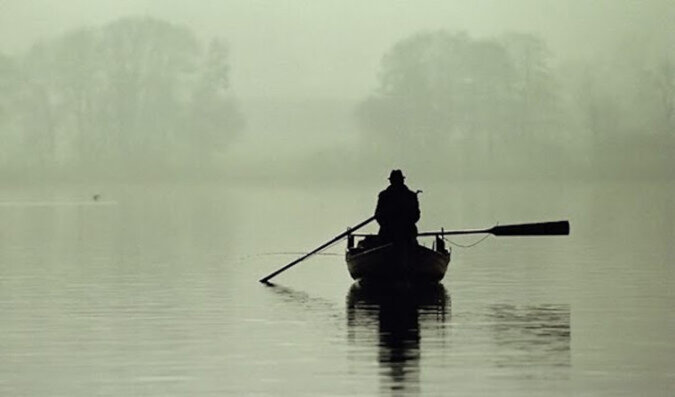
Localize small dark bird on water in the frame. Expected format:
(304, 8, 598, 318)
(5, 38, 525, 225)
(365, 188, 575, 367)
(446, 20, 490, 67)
(93, 194, 100, 201)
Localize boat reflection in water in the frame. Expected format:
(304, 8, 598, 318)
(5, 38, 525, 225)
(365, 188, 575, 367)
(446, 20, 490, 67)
(346, 281, 449, 395)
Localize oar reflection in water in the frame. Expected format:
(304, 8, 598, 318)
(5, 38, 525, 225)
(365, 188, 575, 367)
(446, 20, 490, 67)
(346, 282, 450, 395)
(489, 303, 571, 370)
(262, 283, 343, 322)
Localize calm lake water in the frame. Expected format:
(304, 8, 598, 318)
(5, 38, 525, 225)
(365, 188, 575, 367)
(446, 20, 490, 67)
(0, 181, 673, 396)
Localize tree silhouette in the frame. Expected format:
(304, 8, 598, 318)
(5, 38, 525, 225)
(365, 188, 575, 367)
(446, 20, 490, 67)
(652, 57, 675, 136)
(188, 38, 244, 168)
(5, 16, 243, 173)
(357, 30, 558, 164)
(0, 53, 15, 123)
(501, 33, 557, 138)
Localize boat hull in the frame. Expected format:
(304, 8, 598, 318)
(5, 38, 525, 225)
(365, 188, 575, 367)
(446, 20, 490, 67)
(346, 243, 450, 283)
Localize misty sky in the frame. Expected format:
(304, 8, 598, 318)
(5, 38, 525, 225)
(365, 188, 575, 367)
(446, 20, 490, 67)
(1, 0, 674, 100)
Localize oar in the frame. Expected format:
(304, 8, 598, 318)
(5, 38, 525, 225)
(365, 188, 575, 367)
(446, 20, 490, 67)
(417, 220, 569, 237)
(259, 216, 376, 284)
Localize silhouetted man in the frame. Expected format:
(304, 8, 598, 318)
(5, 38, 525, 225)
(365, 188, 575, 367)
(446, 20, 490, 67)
(375, 170, 420, 244)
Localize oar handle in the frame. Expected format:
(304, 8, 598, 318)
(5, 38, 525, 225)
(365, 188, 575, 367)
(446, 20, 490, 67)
(417, 228, 491, 237)
(259, 216, 376, 283)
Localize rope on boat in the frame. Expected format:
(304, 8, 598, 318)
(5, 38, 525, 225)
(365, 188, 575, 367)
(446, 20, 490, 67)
(253, 235, 348, 260)
(260, 252, 341, 257)
(442, 221, 497, 248)
(235, 251, 341, 263)
(443, 233, 491, 248)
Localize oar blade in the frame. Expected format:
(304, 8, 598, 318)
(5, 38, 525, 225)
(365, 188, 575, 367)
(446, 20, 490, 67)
(491, 220, 569, 236)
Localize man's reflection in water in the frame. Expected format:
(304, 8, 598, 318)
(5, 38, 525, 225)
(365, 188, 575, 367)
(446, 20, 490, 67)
(346, 282, 449, 395)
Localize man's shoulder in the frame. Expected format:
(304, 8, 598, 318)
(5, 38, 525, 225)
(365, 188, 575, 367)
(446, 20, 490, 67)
(402, 185, 416, 195)
(380, 185, 416, 197)
(380, 185, 397, 194)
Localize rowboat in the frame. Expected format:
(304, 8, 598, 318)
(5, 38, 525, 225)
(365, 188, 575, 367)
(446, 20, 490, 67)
(259, 218, 567, 284)
(346, 235, 451, 283)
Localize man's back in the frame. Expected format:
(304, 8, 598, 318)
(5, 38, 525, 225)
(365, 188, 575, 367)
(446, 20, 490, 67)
(375, 172, 420, 243)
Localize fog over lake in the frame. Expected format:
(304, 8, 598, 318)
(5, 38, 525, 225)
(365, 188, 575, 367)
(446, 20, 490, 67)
(1, 1, 674, 396)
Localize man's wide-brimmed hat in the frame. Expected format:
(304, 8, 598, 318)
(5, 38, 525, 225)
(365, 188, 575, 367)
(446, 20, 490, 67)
(389, 169, 405, 181)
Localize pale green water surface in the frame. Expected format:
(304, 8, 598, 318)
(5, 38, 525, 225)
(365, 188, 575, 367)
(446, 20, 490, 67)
(0, 181, 673, 396)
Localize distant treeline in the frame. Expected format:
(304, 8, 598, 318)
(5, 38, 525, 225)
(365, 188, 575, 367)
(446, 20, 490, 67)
(0, 17, 243, 177)
(0, 18, 673, 182)
(356, 30, 674, 180)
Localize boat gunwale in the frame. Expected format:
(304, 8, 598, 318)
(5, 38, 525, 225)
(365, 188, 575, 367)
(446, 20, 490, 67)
(346, 242, 450, 261)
